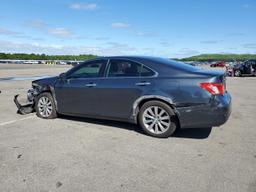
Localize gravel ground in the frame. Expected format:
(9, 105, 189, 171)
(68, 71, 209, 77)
(0, 64, 255, 192)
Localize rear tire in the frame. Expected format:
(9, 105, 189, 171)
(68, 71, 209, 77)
(138, 101, 177, 138)
(35, 92, 57, 119)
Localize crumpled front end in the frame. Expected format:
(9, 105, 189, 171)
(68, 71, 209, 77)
(14, 76, 58, 115)
(14, 88, 39, 115)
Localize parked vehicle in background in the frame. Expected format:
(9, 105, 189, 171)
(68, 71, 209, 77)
(59, 61, 67, 65)
(225, 60, 237, 76)
(226, 66, 234, 77)
(14, 61, 24, 64)
(14, 56, 231, 138)
(23, 60, 39, 64)
(230, 59, 256, 77)
(210, 61, 226, 67)
(66, 61, 80, 66)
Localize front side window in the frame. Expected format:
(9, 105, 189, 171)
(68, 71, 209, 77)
(106, 59, 155, 77)
(68, 61, 105, 78)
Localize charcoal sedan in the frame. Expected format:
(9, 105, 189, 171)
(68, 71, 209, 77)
(15, 56, 231, 138)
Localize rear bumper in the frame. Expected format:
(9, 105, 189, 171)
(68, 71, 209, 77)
(176, 92, 231, 128)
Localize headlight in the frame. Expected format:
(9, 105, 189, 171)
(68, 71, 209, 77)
(27, 86, 40, 102)
(27, 89, 36, 102)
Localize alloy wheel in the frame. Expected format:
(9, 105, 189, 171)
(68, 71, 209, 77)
(37, 96, 53, 118)
(142, 106, 171, 134)
(235, 70, 241, 77)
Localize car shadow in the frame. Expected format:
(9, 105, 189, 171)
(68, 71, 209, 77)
(59, 115, 212, 139)
(173, 127, 212, 139)
(59, 115, 144, 132)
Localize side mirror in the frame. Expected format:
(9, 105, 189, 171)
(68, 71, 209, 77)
(59, 73, 66, 81)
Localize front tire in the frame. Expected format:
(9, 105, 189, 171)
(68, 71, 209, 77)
(138, 101, 177, 138)
(234, 70, 241, 77)
(35, 92, 57, 119)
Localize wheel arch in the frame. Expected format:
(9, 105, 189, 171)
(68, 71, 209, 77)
(35, 85, 58, 111)
(132, 95, 181, 127)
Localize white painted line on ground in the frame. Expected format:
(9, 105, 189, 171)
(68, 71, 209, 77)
(0, 115, 35, 126)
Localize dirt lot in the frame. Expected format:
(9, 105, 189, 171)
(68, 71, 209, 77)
(0, 64, 256, 192)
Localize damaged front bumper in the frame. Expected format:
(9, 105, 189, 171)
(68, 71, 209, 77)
(14, 88, 38, 115)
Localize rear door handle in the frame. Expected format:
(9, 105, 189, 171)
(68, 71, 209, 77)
(135, 82, 151, 86)
(85, 83, 97, 87)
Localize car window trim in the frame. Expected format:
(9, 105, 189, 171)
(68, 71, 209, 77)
(103, 58, 158, 79)
(66, 59, 107, 79)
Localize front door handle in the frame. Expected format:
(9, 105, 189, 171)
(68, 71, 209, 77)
(85, 83, 97, 87)
(135, 82, 151, 86)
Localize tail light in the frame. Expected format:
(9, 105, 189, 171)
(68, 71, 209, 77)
(200, 82, 225, 95)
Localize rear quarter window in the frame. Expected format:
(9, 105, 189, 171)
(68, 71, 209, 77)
(140, 65, 155, 76)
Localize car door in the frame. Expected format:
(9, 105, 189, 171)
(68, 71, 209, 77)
(94, 59, 156, 120)
(54, 59, 107, 115)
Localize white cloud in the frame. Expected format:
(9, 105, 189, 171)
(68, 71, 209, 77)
(160, 42, 171, 47)
(103, 42, 136, 55)
(0, 27, 34, 39)
(0, 27, 20, 36)
(25, 19, 74, 39)
(0, 39, 99, 55)
(93, 36, 109, 41)
(0, 39, 137, 56)
(25, 19, 47, 29)
(111, 22, 130, 28)
(174, 48, 201, 58)
(47, 28, 73, 38)
(201, 40, 218, 44)
(136, 32, 147, 36)
(159, 39, 171, 47)
(243, 43, 256, 49)
(228, 32, 245, 36)
(25, 19, 109, 41)
(69, 3, 97, 10)
(135, 32, 157, 37)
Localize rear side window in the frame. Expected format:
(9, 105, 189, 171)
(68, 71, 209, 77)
(106, 59, 155, 77)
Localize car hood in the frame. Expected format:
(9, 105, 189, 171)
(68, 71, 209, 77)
(32, 76, 58, 86)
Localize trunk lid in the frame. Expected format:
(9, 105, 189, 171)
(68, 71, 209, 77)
(195, 68, 225, 82)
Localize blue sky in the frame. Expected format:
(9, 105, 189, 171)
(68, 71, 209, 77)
(0, 0, 255, 58)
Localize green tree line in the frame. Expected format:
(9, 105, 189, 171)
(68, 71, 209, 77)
(180, 54, 256, 62)
(0, 53, 97, 60)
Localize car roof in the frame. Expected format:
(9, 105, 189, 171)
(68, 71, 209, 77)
(95, 55, 163, 61)
(95, 56, 199, 72)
